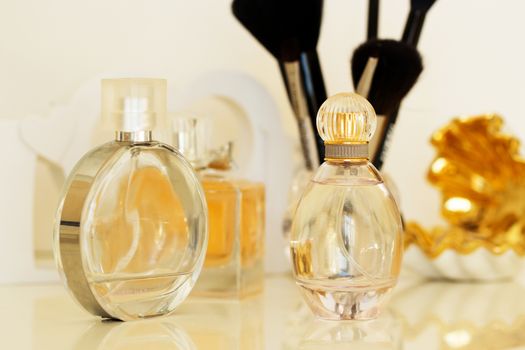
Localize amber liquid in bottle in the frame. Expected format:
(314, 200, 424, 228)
(192, 173, 265, 297)
(203, 179, 265, 267)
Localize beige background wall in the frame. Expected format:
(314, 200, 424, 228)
(2, 0, 524, 275)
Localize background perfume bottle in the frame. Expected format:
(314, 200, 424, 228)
(173, 117, 265, 297)
(290, 92, 403, 320)
(54, 78, 208, 321)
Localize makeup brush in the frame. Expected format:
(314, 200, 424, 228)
(354, 0, 438, 168)
(369, 0, 438, 167)
(299, 50, 327, 140)
(232, 0, 325, 169)
(351, 39, 423, 168)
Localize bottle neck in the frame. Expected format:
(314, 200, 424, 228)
(325, 158, 369, 165)
(324, 143, 369, 162)
(115, 131, 152, 142)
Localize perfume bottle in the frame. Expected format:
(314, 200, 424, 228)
(54, 78, 208, 321)
(290, 92, 403, 320)
(173, 117, 265, 297)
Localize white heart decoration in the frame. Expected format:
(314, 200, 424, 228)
(19, 105, 76, 167)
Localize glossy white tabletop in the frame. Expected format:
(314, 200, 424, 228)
(1, 274, 525, 350)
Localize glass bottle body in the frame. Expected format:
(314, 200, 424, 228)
(290, 160, 402, 320)
(192, 170, 265, 298)
(55, 140, 207, 320)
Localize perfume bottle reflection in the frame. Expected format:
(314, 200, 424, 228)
(284, 302, 402, 349)
(71, 296, 264, 350)
(74, 319, 196, 350)
(175, 296, 264, 349)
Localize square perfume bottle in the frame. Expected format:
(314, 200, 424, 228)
(173, 117, 265, 297)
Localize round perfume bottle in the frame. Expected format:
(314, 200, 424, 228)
(290, 92, 403, 320)
(54, 78, 207, 321)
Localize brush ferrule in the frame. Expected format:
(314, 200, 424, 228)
(325, 143, 368, 160)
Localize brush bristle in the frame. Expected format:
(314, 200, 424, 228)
(351, 39, 423, 116)
(232, 0, 323, 61)
(411, 0, 437, 11)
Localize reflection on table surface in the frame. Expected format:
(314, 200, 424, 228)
(391, 280, 525, 350)
(1, 275, 525, 349)
(284, 307, 402, 350)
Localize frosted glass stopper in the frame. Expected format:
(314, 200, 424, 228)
(172, 115, 212, 168)
(102, 78, 166, 132)
(316, 92, 377, 144)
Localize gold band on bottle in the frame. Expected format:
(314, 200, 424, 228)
(324, 143, 368, 160)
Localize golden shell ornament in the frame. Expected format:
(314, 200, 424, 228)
(404, 114, 525, 280)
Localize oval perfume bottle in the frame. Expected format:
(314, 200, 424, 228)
(290, 92, 403, 320)
(54, 78, 208, 321)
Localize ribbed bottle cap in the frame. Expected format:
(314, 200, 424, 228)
(101, 78, 166, 132)
(317, 92, 377, 143)
(316, 92, 377, 159)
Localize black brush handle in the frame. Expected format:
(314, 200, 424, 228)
(299, 50, 326, 163)
(279, 62, 292, 101)
(373, 107, 400, 169)
(402, 10, 426, 47)
(279, 60, 321, 170)
(374, 4, 434, 168)
(367, 0, 379, 40)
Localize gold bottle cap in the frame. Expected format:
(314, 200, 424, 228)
(316, 92, 377, 160)
(102, 78, 166, 132)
